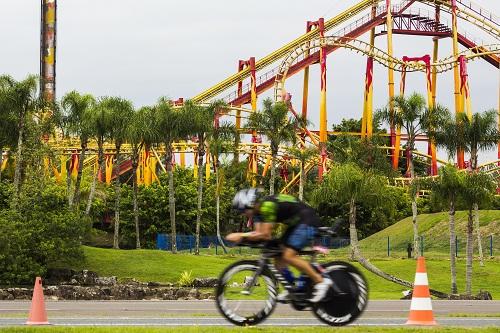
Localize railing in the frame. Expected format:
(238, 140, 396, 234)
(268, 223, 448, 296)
(456, 0, 499, 27)
(221, 3, 391, 104)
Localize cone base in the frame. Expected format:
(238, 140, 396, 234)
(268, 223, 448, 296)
(406, 320, 437, 326)
(26, 321, 50, 325)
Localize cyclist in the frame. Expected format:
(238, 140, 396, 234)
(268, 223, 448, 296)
(226, 188, 333, 303)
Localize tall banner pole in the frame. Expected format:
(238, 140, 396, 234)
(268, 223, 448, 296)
(40, 0, 56, 103)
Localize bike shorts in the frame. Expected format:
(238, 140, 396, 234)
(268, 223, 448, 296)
(281, 223, 317, 252)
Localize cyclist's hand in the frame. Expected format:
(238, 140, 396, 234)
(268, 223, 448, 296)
(226, 233, 244, 243)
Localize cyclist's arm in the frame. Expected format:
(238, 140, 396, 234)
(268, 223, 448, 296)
(243, 223, 272, 241)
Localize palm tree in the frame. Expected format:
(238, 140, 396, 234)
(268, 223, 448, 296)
(432, 110, 500, 266)
(85, 98, 113, 216)
(377, 93, 448, 257)
(104, 97, 134, 249)
(0, 79, 18, 183)
(0, 75, 42, 207)
(157, 98, 190, 254)
(427, 164, 465, 294)
(247, 98, 299, 195)
(286, 146, 318, 201)
(185, 100, 226, 255)
(61, 91, 95, 209)
(127, 106, 160, 249)
(207, 115, 236, 253)
(462, 171, 495, 295)
(312, 163, 418, 288)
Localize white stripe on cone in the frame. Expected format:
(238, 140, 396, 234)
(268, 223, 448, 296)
(410, 297, 433, 311)
(414, 273, 428, 285)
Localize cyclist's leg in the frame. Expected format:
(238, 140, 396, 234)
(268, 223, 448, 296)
(281, 224, 322, 283)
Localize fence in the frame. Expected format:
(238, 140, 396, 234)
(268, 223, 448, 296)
(356, 234, 497, 259)
(156, 234, 350, 255)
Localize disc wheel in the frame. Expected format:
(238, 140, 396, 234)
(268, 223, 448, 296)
(215, 260, 278, 326)
(312, 261, 368, 326)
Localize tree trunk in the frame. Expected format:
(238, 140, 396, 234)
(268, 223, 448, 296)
(473, 203, 484, 267)
(270, 152, 276, 195)
(465, 209, 474, 295)
(86, 141, 104, 216)
(72, 140, 87, 209)
(166, 147, 177, 254)
(113, 144, 122, 250)
(0, 149, 3, 182)
(348, 198, 358, 261)
(12, 117, 25, 208)
(449, 198, 458, 294)
(215, 167, 228, 254)
(195, 145, 204, 255)
(132, 151, 141, 249)
(348, 196, 448, 298)
(470, 146, 483, 266)
(409, 151, 420, 258)
(298, 161, 304, 201)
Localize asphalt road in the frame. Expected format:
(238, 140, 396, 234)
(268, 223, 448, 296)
(1, 300, 499, 327)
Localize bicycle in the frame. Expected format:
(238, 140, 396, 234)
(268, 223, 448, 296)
(215, 227, 368, 326)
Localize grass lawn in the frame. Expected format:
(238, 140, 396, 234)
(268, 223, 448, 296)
(75, 246, 500, 300)
(2, 327, 500, 333)
(357, 210, 500, 259)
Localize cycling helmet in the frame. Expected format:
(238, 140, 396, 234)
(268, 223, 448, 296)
(232, 188, 263, 213)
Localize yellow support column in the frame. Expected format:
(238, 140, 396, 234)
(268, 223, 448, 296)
(205, 152, 211, 181)
(150, 156, 158, 184)
(249, 57, 258, 187)
(193, 152, 198, 179)
(105, 155, 113, 185)
(431, 6, 440, 107)
(386, 0, 398, 170)
(180, 143, 186, 168)
(318, 18, 328, 180)
(362, 5, 376, 139)
(451, 0, 465, 168)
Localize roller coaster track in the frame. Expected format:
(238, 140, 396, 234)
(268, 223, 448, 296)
(192, 0, 499, 105)
(273, 36, 499, 100)
(390, 159, 500, 188)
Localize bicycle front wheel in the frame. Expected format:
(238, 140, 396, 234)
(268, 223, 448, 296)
(215, 260, 278, 326)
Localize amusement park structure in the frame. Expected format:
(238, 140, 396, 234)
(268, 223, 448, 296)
(10, 0, 500, 192)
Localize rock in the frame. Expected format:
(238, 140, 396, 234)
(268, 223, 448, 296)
(175, 288, 190, 299)
(188, 288, 200, 299)
(147, 281, 161, 287)
(96, 276, 117, 286)
(0, 284, 212, 301)
(476, 290, 493, 300)
(73, 270, 99, 286)
(193, 278, 218, 288)
(0, 290, 11, 300)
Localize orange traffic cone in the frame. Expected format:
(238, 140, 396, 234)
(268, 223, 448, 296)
(406, 257, 437, 326)
(26, 277, 49, 325)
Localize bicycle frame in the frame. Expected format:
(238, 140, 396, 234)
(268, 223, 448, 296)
(241, 246, 322, 303)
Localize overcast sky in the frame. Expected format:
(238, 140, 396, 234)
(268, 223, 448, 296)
(1, 0, 499, 162)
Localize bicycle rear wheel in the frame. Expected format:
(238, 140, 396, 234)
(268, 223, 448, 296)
(313, 261, 368, 326)
(215, 260, 278, 326)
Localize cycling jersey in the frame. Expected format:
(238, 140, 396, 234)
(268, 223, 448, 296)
(254, 194, 320, 227)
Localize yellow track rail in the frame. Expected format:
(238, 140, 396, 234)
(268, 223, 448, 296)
(192, 0, 378, 103)
(192, 0, 499, 103)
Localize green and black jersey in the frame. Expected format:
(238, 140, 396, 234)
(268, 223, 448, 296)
(254, 194, 320, 227)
